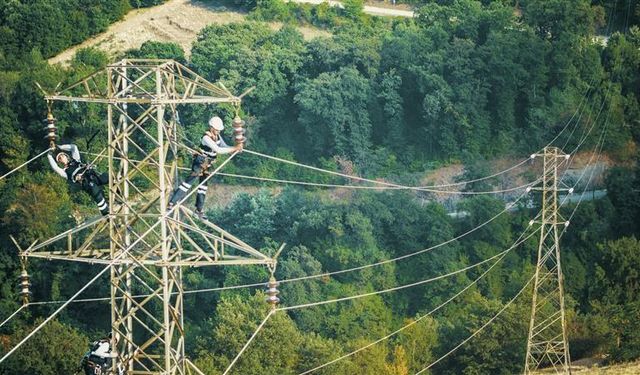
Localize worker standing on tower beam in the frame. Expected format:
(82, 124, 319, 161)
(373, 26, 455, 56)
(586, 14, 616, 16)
(168, 116, 242, 219)
(47, 144, 109, 216)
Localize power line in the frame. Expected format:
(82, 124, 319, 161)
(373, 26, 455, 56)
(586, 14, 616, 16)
(290, 113, 611, 375)
(0, 265, 112, 364)
(295, 225, 540, 374)
(0, 153, 239, 365)
(18, 185, 537, 310)
(220, 227, 541, 375)
(222, 309, 275, 375)
(410, 96, 613, 375)
(12, 114, 604, 343)
(245, 149, 534, 193)
(410, 7, 620, 371)
(277, 230, 537, 312)
(415, 274, 536, 374)
(0, 149, 49, 181)
(82, 150, 538, 195)
(241, 99, 587, 193)
(215, 172, 538, 195)
(291, 123, 609, 375)
(0, 305, 28, 330)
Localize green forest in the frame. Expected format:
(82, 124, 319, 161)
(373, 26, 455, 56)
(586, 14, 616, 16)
(1, 0, 640, 374)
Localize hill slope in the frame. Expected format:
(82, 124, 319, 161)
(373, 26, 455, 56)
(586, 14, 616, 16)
(48, 0, 330, 65)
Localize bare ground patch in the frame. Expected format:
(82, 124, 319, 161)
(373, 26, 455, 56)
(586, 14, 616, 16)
(48, 0, 330, 65)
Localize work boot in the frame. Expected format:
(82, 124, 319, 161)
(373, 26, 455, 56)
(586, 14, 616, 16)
(195, 209, 207, 220)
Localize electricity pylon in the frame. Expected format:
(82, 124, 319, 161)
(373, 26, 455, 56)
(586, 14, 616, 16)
(524, 146, 572, 374)
(20, 59, 274, 374)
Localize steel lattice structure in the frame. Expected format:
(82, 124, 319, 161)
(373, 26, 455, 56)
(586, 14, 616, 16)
(20, 59, 275, 374)
(524, 146, 572, 374)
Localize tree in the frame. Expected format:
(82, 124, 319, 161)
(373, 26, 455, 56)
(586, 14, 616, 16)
(295, 67, 372, 164)
(342, 0, 364, 20)
(374, 70, 405, 152)
(605, 167, 640, 236)
(210, 189, 278, 249)
(194, 294, 304, 375)
(2, 319, 88, 375)
(397, 315, 439, 373)
(127, 41, 185, 63)
(1, 173, 72, 245)
(591, 237, 640, 305)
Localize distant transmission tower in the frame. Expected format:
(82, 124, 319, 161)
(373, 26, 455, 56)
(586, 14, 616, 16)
(524, 146, 572, 374)
(20, 59, 275, 374)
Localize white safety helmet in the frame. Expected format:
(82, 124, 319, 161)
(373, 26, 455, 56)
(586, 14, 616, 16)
(56, 152, 69, 164)
(208, 116, 224, 131)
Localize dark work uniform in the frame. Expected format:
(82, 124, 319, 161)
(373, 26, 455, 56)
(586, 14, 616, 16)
(168, 130, 234, 213)
(48, 145, 109, 216)
(67, 160, 109, 216)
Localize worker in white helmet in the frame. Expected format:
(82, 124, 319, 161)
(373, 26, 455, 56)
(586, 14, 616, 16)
(47, 144, 109, 216)
(167, 116, 241, 219)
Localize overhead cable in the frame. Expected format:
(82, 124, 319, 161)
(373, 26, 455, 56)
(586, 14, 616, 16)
(0, 149, 49, 181)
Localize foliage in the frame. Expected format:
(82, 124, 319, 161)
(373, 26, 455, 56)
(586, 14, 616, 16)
(1, 319, 88, 375)
(295, 67, 372, 164)
(0, 0, 640, 373)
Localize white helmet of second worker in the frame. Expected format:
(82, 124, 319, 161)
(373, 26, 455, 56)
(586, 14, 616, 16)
(208, 116, 224, 131)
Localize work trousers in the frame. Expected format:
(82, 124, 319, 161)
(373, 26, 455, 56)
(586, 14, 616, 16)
(168, 155, 212, 212)
(80, 171, 109, 216)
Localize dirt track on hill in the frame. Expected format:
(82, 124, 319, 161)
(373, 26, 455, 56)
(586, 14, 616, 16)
(48, 0, 330, 65)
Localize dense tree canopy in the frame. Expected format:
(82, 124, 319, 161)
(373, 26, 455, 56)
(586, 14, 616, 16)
(1, 0, 640, 374)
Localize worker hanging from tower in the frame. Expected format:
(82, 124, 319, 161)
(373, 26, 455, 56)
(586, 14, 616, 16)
(48, 144, 110, 216)
(168, 115, 243, 219)
(43, 104, 110, 216)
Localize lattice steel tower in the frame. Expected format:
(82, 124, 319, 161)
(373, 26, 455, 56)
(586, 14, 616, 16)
(20, 59, 275, 374)
(524, 146, 571, 374)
